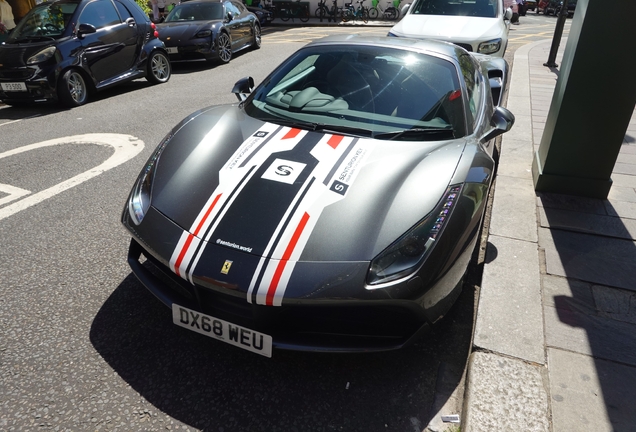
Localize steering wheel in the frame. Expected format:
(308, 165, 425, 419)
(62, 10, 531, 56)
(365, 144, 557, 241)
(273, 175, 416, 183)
(37, 23, 60, 34)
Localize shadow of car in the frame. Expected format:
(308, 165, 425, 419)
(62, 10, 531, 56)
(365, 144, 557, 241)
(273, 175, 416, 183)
(157, 0, 260, 64)
(0, 0, 170, 107)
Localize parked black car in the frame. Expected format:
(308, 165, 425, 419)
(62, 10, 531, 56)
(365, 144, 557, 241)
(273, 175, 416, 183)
(247, 5, 273, 25)
(157, 0, 260, 64)
(0, 0, 171, 107)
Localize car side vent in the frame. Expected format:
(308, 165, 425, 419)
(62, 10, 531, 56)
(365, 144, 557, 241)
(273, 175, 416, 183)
(488, 70, 504, 106)
(144, 30, 151, 44)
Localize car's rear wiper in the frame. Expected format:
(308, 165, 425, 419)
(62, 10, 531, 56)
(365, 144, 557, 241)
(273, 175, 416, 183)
(373, 128, 455, 141)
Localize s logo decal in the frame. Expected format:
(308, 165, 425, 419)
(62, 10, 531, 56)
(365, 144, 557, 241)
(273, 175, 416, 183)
(261, 159, 306, 184)
(275, 165, 293, 176)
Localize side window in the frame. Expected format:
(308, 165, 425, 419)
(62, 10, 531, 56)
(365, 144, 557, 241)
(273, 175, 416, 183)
(234, 1, 246, 13)
(114, 0, 133, 20)
(226, 1, 240, 17)
(80, 0, 121, 29)
(459, 53, 482, 127)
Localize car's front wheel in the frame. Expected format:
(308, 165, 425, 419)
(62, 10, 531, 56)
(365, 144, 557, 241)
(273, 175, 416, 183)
(217, 32, 232, 64)
(146, 50, 171, 84)
(252, 24, 261, 49)
(57, 69, 88, 107)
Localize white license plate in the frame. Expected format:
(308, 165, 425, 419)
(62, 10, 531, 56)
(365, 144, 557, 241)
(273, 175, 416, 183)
(1, 82, 27, 92)
(172, 304, 273, 357)
(166, 47, 178, 54)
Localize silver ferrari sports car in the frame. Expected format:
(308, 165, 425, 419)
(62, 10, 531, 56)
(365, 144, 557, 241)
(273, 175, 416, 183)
(122, 35, 514, 357)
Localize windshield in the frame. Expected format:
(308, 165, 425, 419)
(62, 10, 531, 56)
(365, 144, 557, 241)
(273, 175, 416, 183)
(9, 1, 78, 40)
(244, 45, 466, 140)
(411, 0, 499, 18)
(165, 2, 224, 21)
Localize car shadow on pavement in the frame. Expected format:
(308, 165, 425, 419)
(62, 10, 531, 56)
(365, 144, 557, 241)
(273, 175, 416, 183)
(90, 272, 474, 431)
(540, 196, 636, 430)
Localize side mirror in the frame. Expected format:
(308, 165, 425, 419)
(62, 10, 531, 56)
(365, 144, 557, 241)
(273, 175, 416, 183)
(504, 7, 513, 20)
(77, 23, 96, 39)
(232, 76, 254, 102)
(226, 11, 234, 21)
(481, 106, 515, 142)
(401, 3, 411, 15)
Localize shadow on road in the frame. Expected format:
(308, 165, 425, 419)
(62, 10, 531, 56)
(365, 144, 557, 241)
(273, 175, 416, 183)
(90, 271, 474, 431)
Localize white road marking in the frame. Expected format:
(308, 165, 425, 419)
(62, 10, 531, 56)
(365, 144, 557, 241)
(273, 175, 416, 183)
(0, 133, 144, 221)
(0, 184, 31, 206)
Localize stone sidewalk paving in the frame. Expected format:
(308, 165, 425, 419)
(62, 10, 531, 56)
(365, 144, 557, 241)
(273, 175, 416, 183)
(463, 39, 636, 431)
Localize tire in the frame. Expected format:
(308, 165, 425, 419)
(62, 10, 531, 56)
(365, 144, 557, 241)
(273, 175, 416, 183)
(341, 9, 351, 21)
(280, 8, 290, 21)
(57, 69, 88, 107)
(252, 24, 261, 49)
(299, 7, 310, 22)
(216, 32, 232, 64)
(315, 5, 327, 17)
(361, 9, 368, 23)
(385, 7, 398, 19)
(146, 50, 171, 84)
(368, 6, 378, 19)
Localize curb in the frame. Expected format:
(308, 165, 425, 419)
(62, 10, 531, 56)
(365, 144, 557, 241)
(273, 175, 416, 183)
(462, 39, 553, 432)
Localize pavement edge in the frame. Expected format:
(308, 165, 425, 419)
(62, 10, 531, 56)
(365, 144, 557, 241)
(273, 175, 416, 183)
(461, 39, 553, 432)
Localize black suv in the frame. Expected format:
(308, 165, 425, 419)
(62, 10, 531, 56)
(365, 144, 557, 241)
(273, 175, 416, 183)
(0, 0, 171, 107)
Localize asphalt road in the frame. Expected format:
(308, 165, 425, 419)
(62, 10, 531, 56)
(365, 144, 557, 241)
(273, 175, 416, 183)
(0, 15, 569, 432)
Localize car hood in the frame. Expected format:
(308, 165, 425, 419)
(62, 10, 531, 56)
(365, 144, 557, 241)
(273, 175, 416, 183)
(149, 105, 467, 262)
(156, 21, 219, 41)
(391, 14, 506, 44)
(0, 41, 57, 67)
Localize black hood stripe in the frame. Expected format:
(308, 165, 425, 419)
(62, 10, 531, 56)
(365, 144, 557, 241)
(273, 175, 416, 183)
(167, 124, 372, 307)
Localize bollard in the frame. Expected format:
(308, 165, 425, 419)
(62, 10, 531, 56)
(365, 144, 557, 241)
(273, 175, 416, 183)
(544, 2, 569, 67)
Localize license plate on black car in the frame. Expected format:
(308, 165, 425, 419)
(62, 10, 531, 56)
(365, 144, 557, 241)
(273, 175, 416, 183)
(1, 82, 27, 92)
(172, 304, 273, 357)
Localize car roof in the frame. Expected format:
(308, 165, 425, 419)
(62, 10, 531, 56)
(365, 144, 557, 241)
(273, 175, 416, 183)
(305, 35, 463, 59)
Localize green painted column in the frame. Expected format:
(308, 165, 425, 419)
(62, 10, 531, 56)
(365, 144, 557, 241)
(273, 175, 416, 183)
(532, 0, 636, 199)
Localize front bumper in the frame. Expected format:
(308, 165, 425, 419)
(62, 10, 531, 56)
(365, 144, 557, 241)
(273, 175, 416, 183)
(0, 65, 58, 104)
(127, 237, 432, 352)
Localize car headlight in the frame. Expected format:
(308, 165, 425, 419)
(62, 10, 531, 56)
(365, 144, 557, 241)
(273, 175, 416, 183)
(367, 185, 463, 286)
(387, 32, 398, 37)
(196, 30, 212, 38)
(27, 46, 56, 65)
(128, 133, 172, 225)
(478, 38, 502, 55)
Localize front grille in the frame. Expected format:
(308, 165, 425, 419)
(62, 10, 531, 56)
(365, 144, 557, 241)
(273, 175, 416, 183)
(0, 69, 35, 80)
(138, 244, 423, 341)
(455, 43, 473, 52)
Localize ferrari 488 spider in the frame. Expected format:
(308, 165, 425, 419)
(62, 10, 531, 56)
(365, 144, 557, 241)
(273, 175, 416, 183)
(122, 35, 514, 357)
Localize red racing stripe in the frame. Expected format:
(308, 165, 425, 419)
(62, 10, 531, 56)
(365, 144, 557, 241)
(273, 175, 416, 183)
(265, 212, 310, 306)
(282, 128, 302, 140)
(327, 135, 344, 149)
(174, 234, 195, 278)
(175, 193, 222, 277)
(193, 193, 222, 236)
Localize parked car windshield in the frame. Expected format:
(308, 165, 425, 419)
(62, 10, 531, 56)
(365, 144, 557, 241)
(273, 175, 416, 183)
(411, 0, 498, 18)
(9, 1, 79, 40)
(165, 2, 224, 21)
(245, 45, 466, 140)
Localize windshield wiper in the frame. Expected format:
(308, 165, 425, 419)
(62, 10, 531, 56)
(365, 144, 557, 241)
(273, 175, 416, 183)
(373, 128, 455, 141)
(264, 117, 375, 138)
